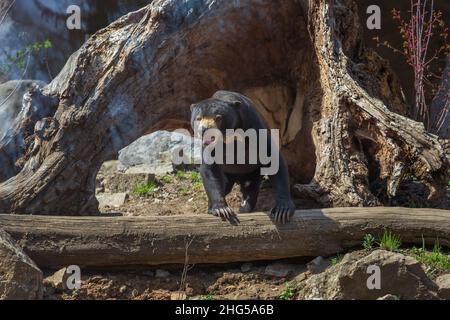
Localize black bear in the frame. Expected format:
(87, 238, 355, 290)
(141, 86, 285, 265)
(190, 90, 295, 224)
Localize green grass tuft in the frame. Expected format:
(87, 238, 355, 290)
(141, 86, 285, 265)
(176, 171, 187, 180)
(379, 230, 402, 252)
(331, 254, 344, 266)
(190, 171, 202, 183)
(133, 182, 157, 197)
(408, 242, 450, 276)
(160, 175, 172, 184)
(279, 283, 296, 300)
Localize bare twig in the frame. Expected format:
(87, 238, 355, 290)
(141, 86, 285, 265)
(178, 236, 195, 298)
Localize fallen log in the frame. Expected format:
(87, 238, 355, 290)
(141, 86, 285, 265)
(0, 207, 449, 269)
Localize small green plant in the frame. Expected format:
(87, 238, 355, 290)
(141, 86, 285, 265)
(160, 175, 172, 184)
(279, 283, 296, 300)
(409, 242, 450, 276)
(200, 294, 215, 300)
(133, 182, 157, 197)
(331, 254, 344, 266)
(193, 182, 204, 190)
(1, 39, 52, 74)
(190, 171, 202, 183)
(379, 230, 402, 252)
(363, 234, 376, 251)
(180, 186, 190, 196)
(176, 171, 187, 180)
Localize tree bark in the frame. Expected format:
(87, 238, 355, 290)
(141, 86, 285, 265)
(1, 208, 449, 268)
(0, 0, 448, 214)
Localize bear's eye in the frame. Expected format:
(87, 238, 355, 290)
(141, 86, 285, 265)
(196, 116, 202, 122)
(215, 115, 223, 122)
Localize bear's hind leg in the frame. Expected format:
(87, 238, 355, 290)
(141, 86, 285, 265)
(239, 174, 262, 213)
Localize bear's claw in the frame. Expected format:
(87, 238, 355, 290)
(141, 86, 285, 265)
(270, 200, 295, 224)
(209, 206, 240, 225)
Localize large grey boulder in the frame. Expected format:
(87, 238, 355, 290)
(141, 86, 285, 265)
(0, 228, 43, 300)
(118, 131, 202, 175)
(297, 250, 439, 300)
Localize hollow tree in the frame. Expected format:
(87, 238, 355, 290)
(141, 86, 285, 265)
(0, 0, 448, 215)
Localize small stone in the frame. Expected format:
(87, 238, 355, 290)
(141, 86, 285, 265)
(96, 193, 128, 208)
(292, 272, 307, 284)
(44, 268, 69, 290)
(377, 294, 400, 300)
(119, 286, 127, 294)
(155, 269, 171, 278)
(264, 263, 291, 278)
(241, 263, 252, 273)
(307, 256, 330, 274)
(171, 291, 187, 300)
(435, 274, 450, 299)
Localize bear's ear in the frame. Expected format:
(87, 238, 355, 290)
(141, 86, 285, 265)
(231, 101, 242, 108)
(190, 104, 196, 112)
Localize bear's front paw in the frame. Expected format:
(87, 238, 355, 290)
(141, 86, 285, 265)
(270, 199, 295, 224)
(209, 205, 240, 224)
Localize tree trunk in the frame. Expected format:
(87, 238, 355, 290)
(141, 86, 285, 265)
(0, 0, 448, 214)
(1, 208, 449, 268)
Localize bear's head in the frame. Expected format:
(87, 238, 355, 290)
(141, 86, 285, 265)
(190, 98, 242, 146)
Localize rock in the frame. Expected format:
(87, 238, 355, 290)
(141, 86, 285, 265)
(435, 274, 450, 299)
(119, 285, 127, 294)
(142, 270, 154, 277)
(96, 193, 128, 208)
(241, 263, 253, 273)
(99, 160, 120, 176)
(377, 294, 400, 300)
(291, 272, 307, 285)
(264, 263, 292, 278)
(171, 291, 187, 300)
(297, 250, 438, 300)
(155, 269, 171, 278)
(307, 256, 330, 274)
(44, 268, 69, 290)
(118, 131, 202, 174)
(0, 228, 43, 299)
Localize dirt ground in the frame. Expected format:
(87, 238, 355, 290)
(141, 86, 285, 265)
(43, 260, 311, 300)
(100, 169, 314, 217)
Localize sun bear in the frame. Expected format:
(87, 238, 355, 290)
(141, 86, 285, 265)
(190, 90, 295, 224)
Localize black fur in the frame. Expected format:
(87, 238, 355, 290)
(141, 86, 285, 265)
(191, 91, 295, 224)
